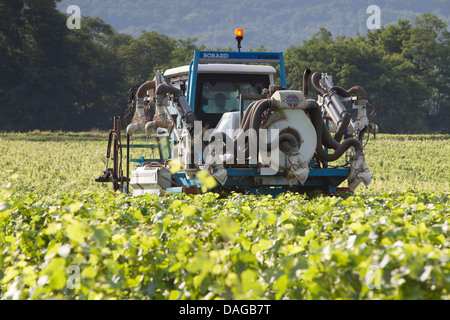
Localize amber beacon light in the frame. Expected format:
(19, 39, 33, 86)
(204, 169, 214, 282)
(235, 28, 243, 52)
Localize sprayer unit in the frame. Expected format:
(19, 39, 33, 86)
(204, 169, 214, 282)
(96, 29, 377, 196)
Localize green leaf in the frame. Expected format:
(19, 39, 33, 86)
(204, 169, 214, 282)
(240, 269, 264, 298)
(41, 258, 66, 290)
(64, 218, 86, 244)
(68, 202, 83, 213)
(1, 267, 20, 285)
(45, 223, 61, 235)
(274, 274, 289, 299)
(104, 259, 120, 274)
(169, 290, 181, 300)
(134, 209, 144, 221)
(22, 266, 37, 287)
(124, 275, 142, 288)
(279, 210, 292, 223)
(93, 227, 110, 247)
(428, 234, 446, 245)
(251, 239, 273, 254)
(181, 204, 196, 217)
(169, 262, 182, 272)
(280, 244, 304, 256)
(81, 266, 97, 278)
(348, 222, 365, 234)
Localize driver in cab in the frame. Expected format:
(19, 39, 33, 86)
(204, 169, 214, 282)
(204, 92, 227, 113)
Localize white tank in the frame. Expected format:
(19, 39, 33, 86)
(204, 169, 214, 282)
(261, 91, 317, 171)
(214, 111, 240, 138)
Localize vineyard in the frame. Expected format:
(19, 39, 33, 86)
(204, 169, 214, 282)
(0, 131, 449, 300)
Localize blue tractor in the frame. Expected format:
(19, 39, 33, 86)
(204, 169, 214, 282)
(96, 29, 376, 196)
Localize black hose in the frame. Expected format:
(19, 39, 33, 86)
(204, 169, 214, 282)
(311, 72, 326, 96)
(209, 99, 280, 163)
(329, 85, 366, 99)
(333, 112, 350, 143)
(268, 133, 300, 153)
(249, 100, 276, 134)
(312, 71, 367, 100)
(231, 100, 265, 162)
(210, 130, 300, 163)
(244, 99, 278, 158)
(239, 100, 262, 133)
(328, 85, 365, 143)
(234, 99, 272, 157)
(240, 100, 262, 127)
(321, 119, 340, 150)
(306, 99, 363, 162)
(209, 91, 362, 167)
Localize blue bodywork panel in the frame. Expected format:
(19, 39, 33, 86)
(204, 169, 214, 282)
(169, 167, 350, 195)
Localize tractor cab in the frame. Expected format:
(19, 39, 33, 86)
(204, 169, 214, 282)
(165, 64, 276, 129)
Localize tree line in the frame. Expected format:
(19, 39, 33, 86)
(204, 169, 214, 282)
(285, 16, 450, 133)
(1, 0, 448, 133)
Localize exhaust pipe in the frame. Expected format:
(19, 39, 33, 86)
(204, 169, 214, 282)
(303, 69, 311, 97)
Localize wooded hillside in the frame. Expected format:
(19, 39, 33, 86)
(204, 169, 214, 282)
(56, 0, 450, 51)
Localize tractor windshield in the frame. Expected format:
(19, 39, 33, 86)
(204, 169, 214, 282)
(194, 73, 270, 128)
(197, 73, 269, 113)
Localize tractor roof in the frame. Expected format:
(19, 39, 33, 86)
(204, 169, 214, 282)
(164, 64, 276, 79)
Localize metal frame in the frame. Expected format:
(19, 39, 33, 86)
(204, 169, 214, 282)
(169, 167, 349, 195)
